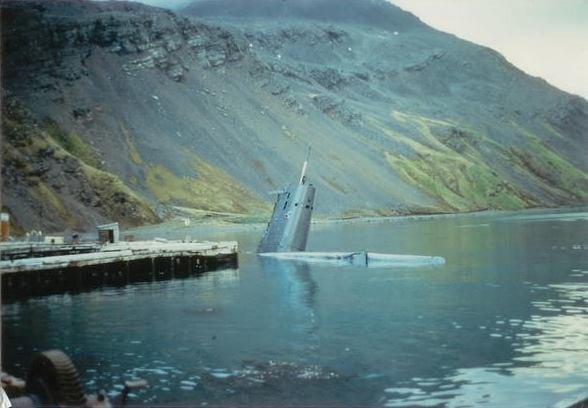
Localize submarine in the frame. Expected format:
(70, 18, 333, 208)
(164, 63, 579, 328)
(256, 149, 445, 267)
(257, 148, 315, 253)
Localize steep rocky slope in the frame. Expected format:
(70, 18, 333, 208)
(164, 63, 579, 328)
(1, 95, 159, 233)
(1, 0, 587, 233)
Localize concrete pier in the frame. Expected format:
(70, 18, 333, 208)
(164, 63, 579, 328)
(1, 240, 238, 301)
(1, 242, 101, 261)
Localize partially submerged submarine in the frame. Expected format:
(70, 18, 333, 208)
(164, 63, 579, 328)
(256, 150, 445, 267)
(257, 148, 315, 253)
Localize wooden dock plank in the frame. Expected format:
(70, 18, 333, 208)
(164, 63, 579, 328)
(0, 242, 101, 260)
(1, 240, 239, 301)
(0, 240, 238, 274)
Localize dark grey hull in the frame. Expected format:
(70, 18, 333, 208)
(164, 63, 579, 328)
(257, 183, 315, 253)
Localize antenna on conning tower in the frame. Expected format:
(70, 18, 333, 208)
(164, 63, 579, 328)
(299, 145, 311, 185)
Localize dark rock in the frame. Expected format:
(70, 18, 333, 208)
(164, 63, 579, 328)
(1, 0, 245, 85)
(310, 67, 347, 90)
(311, 95, 361, 123)
(72, 107, 90, 119)
(436, 128, 479, 153)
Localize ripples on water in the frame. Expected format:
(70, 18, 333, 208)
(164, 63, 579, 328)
(2, 209, 588, 406)
(380, 278, 588, 407)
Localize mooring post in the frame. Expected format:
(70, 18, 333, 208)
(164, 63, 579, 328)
(125, 260, 130, 284)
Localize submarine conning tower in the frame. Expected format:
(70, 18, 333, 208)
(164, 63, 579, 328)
(257, 151, 316, 253)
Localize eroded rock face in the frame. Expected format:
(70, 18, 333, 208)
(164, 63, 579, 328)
(2, 0, 245, 88)
(547, 96, 588, 141)
(1, 94, 160, 232)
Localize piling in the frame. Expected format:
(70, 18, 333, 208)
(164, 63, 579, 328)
(0, 240, 238, 302)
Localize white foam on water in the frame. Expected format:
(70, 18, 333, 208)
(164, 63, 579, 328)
(384, 387, 424, 395)
(364, 373, 385, 380)
(210, 372, 232, 379)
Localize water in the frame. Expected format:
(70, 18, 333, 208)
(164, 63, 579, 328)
(3, 208, 588, 407)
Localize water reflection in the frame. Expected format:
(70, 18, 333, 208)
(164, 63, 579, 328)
(257, 255, 321, 365)
(381, 280, 588, 408)
(258, 256, 318, 311)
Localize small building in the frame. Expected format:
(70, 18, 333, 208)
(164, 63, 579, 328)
(97, 222, 119, 244)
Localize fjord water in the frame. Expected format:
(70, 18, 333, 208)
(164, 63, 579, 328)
(3, 209, 588, 407)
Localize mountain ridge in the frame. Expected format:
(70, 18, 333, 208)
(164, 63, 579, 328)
(182, 0, 424, 32)
(1, 0, 587, 233)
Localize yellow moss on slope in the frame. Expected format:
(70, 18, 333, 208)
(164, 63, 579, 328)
(372, 113, 531, 211)
(120, 123, 143, 165)
(28, 182, 70, 222)
(510, 122, 588, 200)
(44, 120, 101, 168)
(145, 153, 269, 214)
(384, 150, 529, 211)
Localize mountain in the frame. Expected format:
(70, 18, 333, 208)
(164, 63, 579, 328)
(1, 0, 587, 233)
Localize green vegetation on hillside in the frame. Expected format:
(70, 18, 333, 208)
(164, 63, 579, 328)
(120, 123, 143, 165)
(44, 120, 102, 168)
(384, 150, 529, 211)
(510, 122, 588, 201)
(145, 151, 270, 214)
(371, 113, 532, 211)
(82, 163, 159, 224)
(2, 104, 159, 231)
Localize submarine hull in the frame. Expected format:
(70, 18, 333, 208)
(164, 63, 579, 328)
(258, 251, 446, 267)
(257, 183, 315, 253)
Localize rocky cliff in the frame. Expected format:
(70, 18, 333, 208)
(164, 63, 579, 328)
(1, 0, 587, 233)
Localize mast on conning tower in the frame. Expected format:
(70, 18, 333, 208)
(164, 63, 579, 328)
(298, 146, 311, 185)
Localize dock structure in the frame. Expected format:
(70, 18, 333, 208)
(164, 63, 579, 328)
(1, 242, 101, 261)
(1, 240, 238, 301)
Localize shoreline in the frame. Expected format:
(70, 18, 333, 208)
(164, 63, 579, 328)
(7, 206, 585, 242)
(124, 205, 588, 238)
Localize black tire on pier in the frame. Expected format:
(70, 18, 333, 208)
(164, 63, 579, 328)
(25, 350, 86, 405)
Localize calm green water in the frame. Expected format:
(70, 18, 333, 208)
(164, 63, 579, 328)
(3, 208, 588, 407)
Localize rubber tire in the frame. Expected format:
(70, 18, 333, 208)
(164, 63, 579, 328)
(25, 350, 86, 406)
